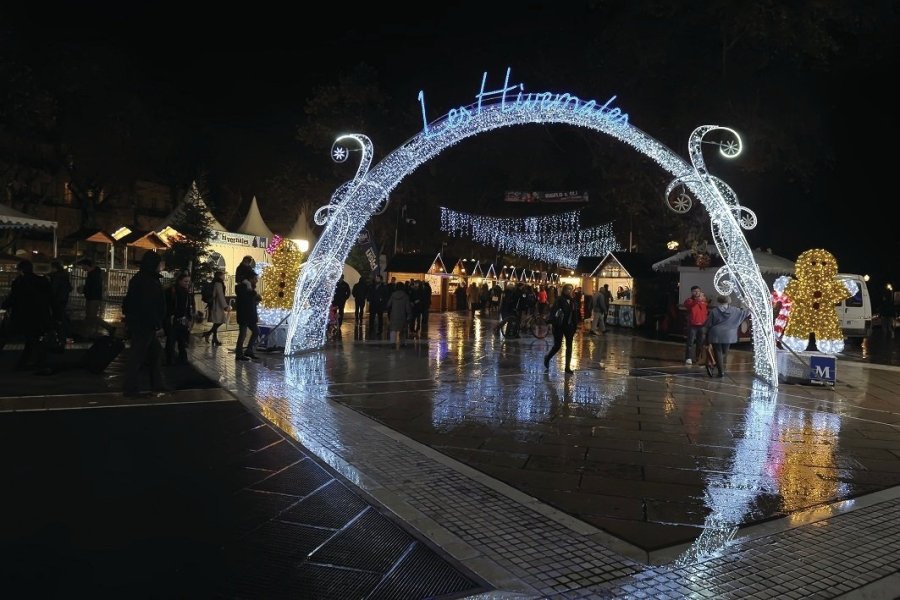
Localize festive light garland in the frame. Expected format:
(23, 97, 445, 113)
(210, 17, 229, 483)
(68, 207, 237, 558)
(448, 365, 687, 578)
(285, 68, 777, 386)
(439, 207, 620, 267)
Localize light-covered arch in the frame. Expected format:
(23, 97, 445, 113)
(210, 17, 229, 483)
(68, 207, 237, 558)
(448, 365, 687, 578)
(285, 77, 778, 387)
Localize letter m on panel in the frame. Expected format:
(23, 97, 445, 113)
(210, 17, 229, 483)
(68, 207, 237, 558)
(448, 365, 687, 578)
(809, 356, 836, 383)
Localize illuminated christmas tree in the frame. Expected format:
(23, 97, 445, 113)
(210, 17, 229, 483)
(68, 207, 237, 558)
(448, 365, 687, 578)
(260, 236, 303, 310)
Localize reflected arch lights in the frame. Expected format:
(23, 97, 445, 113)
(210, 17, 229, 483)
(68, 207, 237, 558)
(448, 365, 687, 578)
(285, 67, 778, 387)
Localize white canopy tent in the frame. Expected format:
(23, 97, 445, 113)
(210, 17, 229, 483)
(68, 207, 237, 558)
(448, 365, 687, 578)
(652, 244, 796, 275)
(236, 196, 275, 239)
(0, 202, 59, 257)
(287, 209, 317, 253)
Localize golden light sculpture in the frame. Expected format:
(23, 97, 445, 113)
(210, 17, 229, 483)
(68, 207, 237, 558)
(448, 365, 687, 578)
(782, 249, 855, 354)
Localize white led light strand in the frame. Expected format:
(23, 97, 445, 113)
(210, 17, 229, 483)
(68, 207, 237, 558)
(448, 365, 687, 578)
(285, 68, 777, 386)
(439, 207, 620, 267)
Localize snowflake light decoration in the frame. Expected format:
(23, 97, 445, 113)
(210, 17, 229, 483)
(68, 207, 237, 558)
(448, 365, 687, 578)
(284, 68, 777, 387)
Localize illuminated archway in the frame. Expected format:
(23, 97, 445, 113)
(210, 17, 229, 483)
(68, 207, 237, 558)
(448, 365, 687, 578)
(285, 69, 778, 387)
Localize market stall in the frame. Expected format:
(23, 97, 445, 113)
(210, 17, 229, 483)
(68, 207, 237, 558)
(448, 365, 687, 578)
(386, 252, 448, 310)
(589, 252, 655, 328)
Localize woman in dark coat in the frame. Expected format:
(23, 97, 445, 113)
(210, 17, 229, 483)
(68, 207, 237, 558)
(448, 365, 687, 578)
(386, 283, 411, 348)
(544, 284, 578, 374)
(235, 273, 260, 361)
(2, 259, 53, 371)
(165, 271, 196, 365)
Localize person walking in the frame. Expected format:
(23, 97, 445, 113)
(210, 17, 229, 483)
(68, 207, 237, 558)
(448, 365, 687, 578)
(591, 285, 609, 334)
(235, 273, 261, 361)
(544, 284, 578, 374)
(705, 295, 750, 378)
(352, 276, 369, 325)
(78, 258, 113, 337)
(386, 282, 412, 348)
(683, 285, 709, 365)
(333, 274, 351, 326)
(467, 280, 480, 316)
(202, 270, 228, 346)
(48, 260, 72, 343)
(122, 252, 167, 396)
(2, 260, 53, 373)
(881, 291, 896, 339)
(367, 276, 386, 335)
(164, 272, 195, 365)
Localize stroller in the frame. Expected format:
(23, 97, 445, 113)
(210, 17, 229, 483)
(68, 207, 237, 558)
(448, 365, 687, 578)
(326, 305, 341, 341)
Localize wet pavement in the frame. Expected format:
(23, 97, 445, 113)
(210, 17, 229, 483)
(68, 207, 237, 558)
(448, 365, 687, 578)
(5, 312, 898, 598)
(0, 393, 486, 598)
(185, 311, 900, 598)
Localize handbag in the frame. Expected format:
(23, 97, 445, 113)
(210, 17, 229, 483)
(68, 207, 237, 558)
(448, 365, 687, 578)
(553, 307, 565, 327)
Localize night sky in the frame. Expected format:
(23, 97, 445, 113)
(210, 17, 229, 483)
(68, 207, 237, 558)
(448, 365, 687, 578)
(4, 2, 899, 284)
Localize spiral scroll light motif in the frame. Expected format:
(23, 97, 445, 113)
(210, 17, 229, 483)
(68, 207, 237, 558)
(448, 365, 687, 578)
(284, 97, 777, 386)
(667, 126, 778, 386)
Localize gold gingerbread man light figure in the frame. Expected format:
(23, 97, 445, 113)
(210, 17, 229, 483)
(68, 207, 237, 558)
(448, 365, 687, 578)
(781, 249, 856, 354)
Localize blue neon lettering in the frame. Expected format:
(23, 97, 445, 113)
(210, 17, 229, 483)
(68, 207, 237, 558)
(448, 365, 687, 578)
(417, 90, 429, 135)
(475, 68, 519, 114)
(500, 67, 513, 112)
(420, 68, 629, 135)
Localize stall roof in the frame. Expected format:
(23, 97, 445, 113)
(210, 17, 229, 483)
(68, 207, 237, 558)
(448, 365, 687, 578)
(236, 196, 275, 239)
(118, 230, 169, 250)
(576, 256, 606, 275)
(287, 209, 318, 246)
(386, 252, 446, 274)
(651, 244, 795, 275)
(0, 202, 57, 230)
(62, 228, 116, 244)
(590, 252, 655, 278)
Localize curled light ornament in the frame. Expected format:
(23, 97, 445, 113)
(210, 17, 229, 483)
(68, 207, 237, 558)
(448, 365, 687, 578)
(284, 70, 777, 386)
(665, 126, 777, 386)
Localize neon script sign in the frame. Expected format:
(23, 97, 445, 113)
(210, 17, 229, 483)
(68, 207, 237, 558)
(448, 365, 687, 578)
(417, 67, 629, 136)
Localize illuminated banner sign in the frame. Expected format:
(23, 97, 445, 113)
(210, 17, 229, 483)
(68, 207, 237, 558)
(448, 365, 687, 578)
(210, 230, 268, 248)
(356, 228, 381, 277)
(417, 67, 628, 137)
(505, 191, 589, 204)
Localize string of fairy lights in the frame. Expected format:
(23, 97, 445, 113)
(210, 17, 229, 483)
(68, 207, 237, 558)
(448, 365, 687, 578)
(439, 207, 620, 267)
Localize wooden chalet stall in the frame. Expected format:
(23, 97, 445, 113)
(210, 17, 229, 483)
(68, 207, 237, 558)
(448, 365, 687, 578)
(386, 252, 449, 311)
(588, 252, 656, 328)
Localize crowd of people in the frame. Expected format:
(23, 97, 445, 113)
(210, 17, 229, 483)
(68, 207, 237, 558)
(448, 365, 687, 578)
(7, 253, 897, 393)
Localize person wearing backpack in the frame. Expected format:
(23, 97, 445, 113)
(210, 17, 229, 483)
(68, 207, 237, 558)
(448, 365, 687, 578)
(201, 270, 228, 346)
(544, 284, 578, 374)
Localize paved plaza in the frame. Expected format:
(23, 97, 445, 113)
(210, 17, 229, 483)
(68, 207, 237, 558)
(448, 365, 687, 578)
(186, 312, 900, 598)
(4, 311, 900, 598)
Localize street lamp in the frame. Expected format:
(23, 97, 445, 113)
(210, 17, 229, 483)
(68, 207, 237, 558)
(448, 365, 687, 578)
(667, 240, 680, 251)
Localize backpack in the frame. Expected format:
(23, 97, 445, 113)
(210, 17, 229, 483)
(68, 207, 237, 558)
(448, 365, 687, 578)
(201, 281, 213, 305)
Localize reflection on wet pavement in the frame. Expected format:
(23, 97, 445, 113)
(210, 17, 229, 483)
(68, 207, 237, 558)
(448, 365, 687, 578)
(240, 312, 900, 558)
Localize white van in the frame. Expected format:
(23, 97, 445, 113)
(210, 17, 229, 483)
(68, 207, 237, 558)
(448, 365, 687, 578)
(837, 274, 872, 338)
